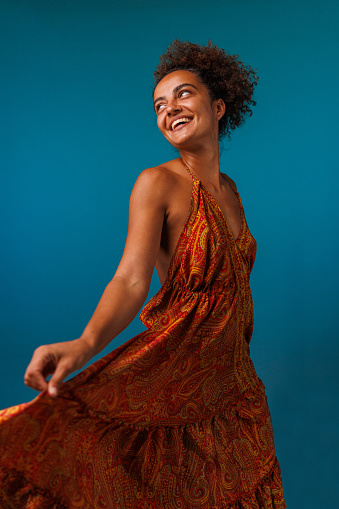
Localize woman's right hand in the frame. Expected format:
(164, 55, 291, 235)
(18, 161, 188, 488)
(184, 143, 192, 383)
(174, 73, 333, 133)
(24, 339, 93, 398)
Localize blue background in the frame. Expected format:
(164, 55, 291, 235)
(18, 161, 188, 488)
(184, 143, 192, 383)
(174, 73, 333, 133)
(1, 0, 338, 506)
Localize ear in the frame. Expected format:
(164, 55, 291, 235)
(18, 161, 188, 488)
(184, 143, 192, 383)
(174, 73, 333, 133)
(215, 98, 226, 120)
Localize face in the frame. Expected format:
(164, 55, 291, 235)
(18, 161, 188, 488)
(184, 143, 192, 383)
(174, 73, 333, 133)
(153, 70, 225, 149)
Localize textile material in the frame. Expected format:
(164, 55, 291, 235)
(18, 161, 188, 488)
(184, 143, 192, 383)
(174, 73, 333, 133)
(0, 170, 286, 508)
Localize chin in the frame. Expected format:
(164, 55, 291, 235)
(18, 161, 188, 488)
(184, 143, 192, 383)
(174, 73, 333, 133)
(165, 133, 194, 149)
(169, 137, 200, 152)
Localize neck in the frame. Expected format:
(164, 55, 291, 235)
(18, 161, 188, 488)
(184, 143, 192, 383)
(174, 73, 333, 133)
(180, 143, 221, 186)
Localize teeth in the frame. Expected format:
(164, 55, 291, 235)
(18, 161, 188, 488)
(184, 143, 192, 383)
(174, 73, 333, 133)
(171, 117, 191, 130)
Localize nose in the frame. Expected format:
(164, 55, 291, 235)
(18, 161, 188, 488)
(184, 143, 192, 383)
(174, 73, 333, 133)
(166, 97, 181, 115)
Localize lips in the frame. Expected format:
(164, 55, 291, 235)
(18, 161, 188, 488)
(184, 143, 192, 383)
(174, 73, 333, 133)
(170, 116, 193, 131)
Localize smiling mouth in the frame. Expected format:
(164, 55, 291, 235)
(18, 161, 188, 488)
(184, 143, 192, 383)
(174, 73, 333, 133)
(171, 117, 193, 131)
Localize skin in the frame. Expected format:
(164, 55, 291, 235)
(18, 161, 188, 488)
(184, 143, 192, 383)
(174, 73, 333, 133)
(24, 70, 242, 398)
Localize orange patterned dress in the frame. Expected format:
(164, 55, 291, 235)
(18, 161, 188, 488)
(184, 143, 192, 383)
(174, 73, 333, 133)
(0, 167, 286, 508)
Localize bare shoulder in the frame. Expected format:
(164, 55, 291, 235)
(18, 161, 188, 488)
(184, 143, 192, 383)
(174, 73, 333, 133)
(221, 172, 238, 193)
(135, 164, 178, 191)
(129, 163, 183, 213)
(133, 161, 186, 198)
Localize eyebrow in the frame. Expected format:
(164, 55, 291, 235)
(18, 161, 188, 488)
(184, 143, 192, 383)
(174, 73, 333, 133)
(154, 83, 198, 108)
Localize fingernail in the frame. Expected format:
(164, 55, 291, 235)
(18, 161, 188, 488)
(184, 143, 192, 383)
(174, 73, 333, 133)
(48, 386, 57, 397)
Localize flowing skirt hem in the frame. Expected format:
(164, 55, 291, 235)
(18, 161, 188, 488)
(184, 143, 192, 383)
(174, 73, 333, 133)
(0, 458, 286, 509)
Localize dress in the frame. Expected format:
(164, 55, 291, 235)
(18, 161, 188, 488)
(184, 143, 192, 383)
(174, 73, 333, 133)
(0, 167, 286, 509)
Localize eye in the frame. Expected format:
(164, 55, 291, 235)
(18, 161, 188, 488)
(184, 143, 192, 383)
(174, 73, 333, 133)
(179, 89, 191, 98)
(155, 103, 165, 113)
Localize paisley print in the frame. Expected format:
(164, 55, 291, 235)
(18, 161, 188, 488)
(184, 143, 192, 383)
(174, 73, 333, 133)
(0, 168, 286, 508)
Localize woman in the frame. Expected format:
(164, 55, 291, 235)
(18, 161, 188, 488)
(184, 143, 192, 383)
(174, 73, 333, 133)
(0, 41, 286, 508)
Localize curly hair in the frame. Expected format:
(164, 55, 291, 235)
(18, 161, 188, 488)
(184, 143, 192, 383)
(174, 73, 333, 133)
(153, 40, 259, 140)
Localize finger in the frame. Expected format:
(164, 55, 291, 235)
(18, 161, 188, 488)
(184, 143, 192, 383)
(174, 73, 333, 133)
(24, 353, 55, 392)
(47, 361, 71, 398)
(24, 369, 49, 392)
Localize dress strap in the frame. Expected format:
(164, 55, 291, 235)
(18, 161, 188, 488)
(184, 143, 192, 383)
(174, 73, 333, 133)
(181, 158, 199, 182)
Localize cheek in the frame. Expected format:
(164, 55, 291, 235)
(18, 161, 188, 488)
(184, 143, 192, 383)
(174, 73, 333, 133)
(157, 116, 168, 135)
(156, 118, 163, 134)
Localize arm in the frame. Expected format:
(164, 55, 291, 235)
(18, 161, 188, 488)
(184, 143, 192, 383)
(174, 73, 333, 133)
(24, 167, 169, 397)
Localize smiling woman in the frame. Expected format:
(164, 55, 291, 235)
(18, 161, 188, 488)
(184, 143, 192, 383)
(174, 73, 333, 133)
(154, 39, 258, 140)
(154, 70, 225, 152)
(0, 40, 286, 509)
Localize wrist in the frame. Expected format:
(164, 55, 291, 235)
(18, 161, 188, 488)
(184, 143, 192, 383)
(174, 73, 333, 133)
(74, 336, 97, 364)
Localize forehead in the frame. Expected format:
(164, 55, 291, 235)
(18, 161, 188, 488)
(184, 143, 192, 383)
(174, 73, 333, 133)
(154, 70, 205, 97)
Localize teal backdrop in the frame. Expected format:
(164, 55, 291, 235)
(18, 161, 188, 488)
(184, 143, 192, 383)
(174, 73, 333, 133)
(1, 0, 338, 506)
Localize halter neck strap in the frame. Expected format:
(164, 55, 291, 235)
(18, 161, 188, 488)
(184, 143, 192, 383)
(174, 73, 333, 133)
(182, 158, 232, 190)
(181, 158, 199, 182)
